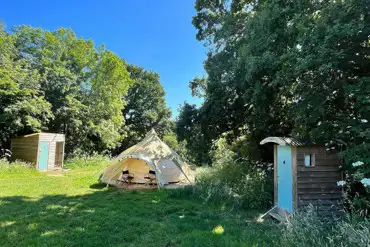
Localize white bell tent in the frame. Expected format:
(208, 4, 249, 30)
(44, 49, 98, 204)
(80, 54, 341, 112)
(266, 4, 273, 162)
(100, 129, 191, 187)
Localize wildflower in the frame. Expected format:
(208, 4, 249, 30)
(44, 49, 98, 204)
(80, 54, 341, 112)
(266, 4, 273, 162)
(352, 161, 364, 167)
(212, 225, 224, 235)
(361, 178, 370, 187)
(361, 119, 368, 123)
(337, 180, 346, 186)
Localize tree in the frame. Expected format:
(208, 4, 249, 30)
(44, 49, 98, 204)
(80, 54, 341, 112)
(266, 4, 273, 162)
(81, 50, 132, 152)
(192, 0, 370, 209)
(119, 64, 171, 151)
(192, 0, 296, 160)
(288, 0, 370, 211)
(0, 24, 52, 147)
(176, 103, 211, 164)
(9, 25, 132, 153)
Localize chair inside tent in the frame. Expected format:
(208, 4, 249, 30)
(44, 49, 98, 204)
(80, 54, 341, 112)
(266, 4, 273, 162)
(100, 129, 192, 187)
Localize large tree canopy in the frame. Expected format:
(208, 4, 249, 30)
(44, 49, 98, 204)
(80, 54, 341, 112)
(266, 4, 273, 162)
(0, 24, 53, 145)
(119, 64, 172, 151)
(0, 24, 172, 156)
(8, 26, 133, 153)
(188, 0, 370, 207)
(187, 0, 369, 162)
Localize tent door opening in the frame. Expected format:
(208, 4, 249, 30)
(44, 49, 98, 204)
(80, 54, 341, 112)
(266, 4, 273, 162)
(123, 158, 156, 184)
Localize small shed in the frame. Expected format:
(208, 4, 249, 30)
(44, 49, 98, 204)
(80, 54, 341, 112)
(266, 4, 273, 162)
(260, 137, 343, 214)
(11, 133, 65, 171)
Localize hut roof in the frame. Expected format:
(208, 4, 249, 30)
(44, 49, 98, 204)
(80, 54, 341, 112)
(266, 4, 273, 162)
(260, 137, 315, 146)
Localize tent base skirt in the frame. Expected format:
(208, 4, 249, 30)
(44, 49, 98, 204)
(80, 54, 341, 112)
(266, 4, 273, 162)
(112, 182, 190, 190)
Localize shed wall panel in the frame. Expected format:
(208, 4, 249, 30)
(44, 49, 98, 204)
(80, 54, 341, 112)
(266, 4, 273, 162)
(296, 146, 343, 209)
(292, 146, 297, 210)
(11, 135, 39, 165)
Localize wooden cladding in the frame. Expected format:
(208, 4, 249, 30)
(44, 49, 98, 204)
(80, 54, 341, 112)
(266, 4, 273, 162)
(11, 135, 39, 164)
(296, 146, 343, 210)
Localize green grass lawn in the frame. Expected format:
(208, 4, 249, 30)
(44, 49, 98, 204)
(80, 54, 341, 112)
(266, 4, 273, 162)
(0, 163, 280, 247)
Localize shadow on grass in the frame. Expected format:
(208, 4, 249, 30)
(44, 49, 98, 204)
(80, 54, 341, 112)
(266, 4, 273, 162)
(89, 183, 107, 189)
(0, 190, 279, 247)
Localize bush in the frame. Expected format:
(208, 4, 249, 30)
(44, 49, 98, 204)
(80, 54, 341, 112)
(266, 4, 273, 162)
(281, 207, 370, 247)
(339, 148, 370, 215)
(194, 160, 273, 210)
(170, 137, 273, 210)
(64, 154, 110, 170)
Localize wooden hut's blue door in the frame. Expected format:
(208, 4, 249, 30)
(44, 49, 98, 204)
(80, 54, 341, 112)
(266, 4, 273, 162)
(38, 141, 49, 171)
(277, 145, 293, 212)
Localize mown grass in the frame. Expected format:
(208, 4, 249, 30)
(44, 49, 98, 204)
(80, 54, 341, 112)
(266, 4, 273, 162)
(0, 158, 279, 247)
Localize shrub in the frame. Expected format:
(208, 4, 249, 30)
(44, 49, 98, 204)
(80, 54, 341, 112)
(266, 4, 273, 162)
(339, 149, 370, 215)
(194, 159, 273, 210)
(281, 207, 370, 247)
(170, 137, 273, 210)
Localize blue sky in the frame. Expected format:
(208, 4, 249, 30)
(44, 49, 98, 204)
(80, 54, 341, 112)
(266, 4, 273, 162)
(0, 0, 206, 118)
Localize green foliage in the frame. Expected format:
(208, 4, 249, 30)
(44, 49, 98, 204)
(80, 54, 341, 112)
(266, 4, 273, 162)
(189, 76, 207, 98)
(174, 137, 273, 210)
(0, 23, 172, 156)
(85, 51, 132, 151)
(118, 64, 172, 151)
(281, 207, 370, 247)
(0, 24, 53, 144)
(162, 132, 190, 163)
(192, 0, 370, 209)
(9, 26, 133, 153)
(162, 131, 179, 150)
(176, 103, 211, 165)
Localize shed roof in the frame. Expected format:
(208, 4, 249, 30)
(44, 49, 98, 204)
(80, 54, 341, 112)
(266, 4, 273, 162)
(11, 132, 65, 139)
(260, 137, 315, 146)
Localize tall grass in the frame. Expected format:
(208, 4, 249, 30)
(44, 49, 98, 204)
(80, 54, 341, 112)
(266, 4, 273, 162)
(64, 154, 110, 170)
(170, 155, 273, 211)
(281, 206, 370, 247)
(0, 158, 39, 177)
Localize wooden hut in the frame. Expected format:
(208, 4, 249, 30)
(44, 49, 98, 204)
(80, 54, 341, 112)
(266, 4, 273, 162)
(260, 137, 343, 214)
(11, 133, 65, 171)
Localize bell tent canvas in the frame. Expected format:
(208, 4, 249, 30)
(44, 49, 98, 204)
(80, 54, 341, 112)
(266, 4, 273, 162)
(100, 129, 192, 187)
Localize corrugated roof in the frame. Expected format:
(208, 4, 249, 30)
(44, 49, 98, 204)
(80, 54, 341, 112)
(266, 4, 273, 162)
(260, 137, 315, 146)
